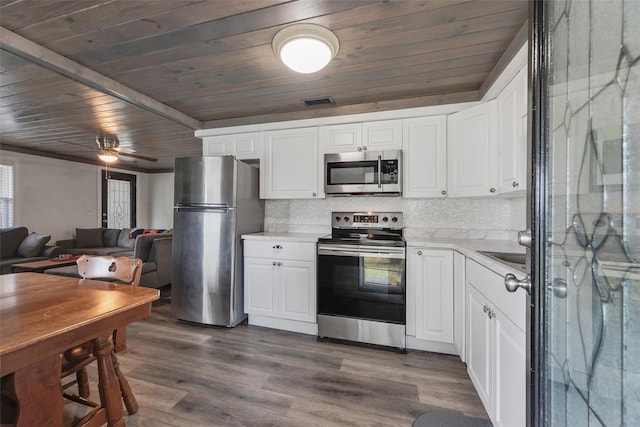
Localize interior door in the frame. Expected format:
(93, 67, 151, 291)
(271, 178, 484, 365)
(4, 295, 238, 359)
(531, 1, 640, 425)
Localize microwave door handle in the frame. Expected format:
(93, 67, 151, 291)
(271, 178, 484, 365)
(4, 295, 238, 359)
(378, 155, 382, 188)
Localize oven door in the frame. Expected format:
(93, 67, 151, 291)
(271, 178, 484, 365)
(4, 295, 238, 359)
(317, 243, 406, 324)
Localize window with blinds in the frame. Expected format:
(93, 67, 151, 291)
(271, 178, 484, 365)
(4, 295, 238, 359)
(0, 164, 14, 228)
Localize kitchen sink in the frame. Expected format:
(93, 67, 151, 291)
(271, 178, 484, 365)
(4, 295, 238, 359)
(478, 251, 527, 272)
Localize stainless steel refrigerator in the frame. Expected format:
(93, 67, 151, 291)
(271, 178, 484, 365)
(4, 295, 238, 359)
(171, 156, 264, 327)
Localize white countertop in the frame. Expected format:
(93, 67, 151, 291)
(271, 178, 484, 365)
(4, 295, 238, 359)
(405, 237, 526, 276)
(241, 232, 326, 243)
(242, 232, 528, 276)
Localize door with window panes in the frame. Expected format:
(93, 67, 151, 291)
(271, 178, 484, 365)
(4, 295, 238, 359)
(101, 171, 136, 228)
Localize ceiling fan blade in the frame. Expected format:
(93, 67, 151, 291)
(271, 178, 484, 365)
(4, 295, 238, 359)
(119, 151, 158, 162)
(58, 140, 95, 151)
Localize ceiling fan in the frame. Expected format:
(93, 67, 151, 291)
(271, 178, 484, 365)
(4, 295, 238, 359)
(58, 136, 158, 163)
(95, 135, 158, 163)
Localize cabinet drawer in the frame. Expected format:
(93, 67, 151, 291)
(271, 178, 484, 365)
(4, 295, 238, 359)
(466, 259, 526, 332)
(244, 240, 316, 262)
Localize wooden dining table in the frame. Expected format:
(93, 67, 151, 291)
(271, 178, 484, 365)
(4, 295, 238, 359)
(0, 272, 159, 427)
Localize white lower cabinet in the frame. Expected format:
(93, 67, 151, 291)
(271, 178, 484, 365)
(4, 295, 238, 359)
(407, 248, 456, 354)
(453, 251, 466, 361)
(466, 259, 526, 427)
(243, 240, 316, 334)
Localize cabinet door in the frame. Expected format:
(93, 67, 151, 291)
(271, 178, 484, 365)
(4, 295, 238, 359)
(403, 116, 448, 198)
(262, 127, 318, 199)
(447, 100, 498, 197)
(493, 309, 526, 427)
(414, 249, 454, 343)
(406, 248, 419, 337)
(497, 67, 527, 194)
(362, 119, 403, 151)
(278, 260, 315, 322)
(244, 258, 277, 316)
(466, 284, 493, 413)
(453, 251, 466, 360)
(230, 132, 261, 160)
(319, 123, 362, 153)
(202, 135, 228, 156)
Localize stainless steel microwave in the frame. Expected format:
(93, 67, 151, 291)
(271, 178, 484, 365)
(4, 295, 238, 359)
(324, 150, 402, 195)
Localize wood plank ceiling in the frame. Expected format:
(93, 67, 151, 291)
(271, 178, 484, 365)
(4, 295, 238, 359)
(0, 0, 528, 172)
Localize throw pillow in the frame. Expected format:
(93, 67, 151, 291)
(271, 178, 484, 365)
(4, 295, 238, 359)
(118, 228, 136, 249)
(103, 228, 121, 247)
(75, 228, 104, 248)
(16, 233, 51, 258)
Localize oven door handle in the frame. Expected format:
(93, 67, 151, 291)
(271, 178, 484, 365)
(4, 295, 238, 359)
(317, 245, 405, 259)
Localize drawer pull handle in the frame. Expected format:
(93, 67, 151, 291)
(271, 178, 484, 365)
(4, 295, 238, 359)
(273, 244, 283, 249)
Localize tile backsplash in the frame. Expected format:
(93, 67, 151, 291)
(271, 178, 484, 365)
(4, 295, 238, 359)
(265, 196, 526, 241)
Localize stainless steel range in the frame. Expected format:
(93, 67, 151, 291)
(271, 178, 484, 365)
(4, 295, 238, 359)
(317, 211, 406, 350)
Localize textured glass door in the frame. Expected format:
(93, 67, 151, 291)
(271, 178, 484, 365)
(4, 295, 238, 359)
(101, 170, 136, 228)
(533, 0, 640, 425)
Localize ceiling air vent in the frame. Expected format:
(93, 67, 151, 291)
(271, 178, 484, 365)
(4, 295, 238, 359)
(302, 96, 335, 107)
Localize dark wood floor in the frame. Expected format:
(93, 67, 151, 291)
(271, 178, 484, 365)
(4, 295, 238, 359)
(66, 290, 488, 426)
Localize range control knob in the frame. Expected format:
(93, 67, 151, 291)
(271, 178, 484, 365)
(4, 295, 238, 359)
(382, 216, 389, 222)
(391, 217, 398, 222)
(335, 216, 341, 222)
(344, 216, 350, 222)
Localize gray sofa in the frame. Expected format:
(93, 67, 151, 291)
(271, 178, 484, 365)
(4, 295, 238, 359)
(56, 227, 141, 257)
(49, 228, 172, 288)
(0, 227, 62, 274)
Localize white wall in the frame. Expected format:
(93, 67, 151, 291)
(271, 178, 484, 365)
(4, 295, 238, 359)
(1, 150, 157, 243)
(148, 173, 174, 229)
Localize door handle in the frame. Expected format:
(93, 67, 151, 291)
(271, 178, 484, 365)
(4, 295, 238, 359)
(518, 229, 532, 247)
(504, 273, 532, 294)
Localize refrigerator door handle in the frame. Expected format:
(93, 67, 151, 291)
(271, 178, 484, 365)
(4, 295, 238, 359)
(175, 206, 231, 213)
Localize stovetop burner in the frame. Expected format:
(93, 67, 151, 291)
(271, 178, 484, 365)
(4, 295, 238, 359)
(319, 211, 405, 247)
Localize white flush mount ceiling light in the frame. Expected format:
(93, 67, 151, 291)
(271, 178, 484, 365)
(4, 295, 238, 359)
(272, 23, 339, 74)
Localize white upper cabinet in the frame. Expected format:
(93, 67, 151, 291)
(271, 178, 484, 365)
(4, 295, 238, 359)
(202, 135, 227, 156)
(319, 119, 402, 154)
(497, 66, 528, 194)
(319, 123, 362, 153)
(261, 127, 319, 199)
(447, 100, 499, 197)
(403, 116, 447, 198)
(202, 132, 261, 160)
(362, 119, 403, 151)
